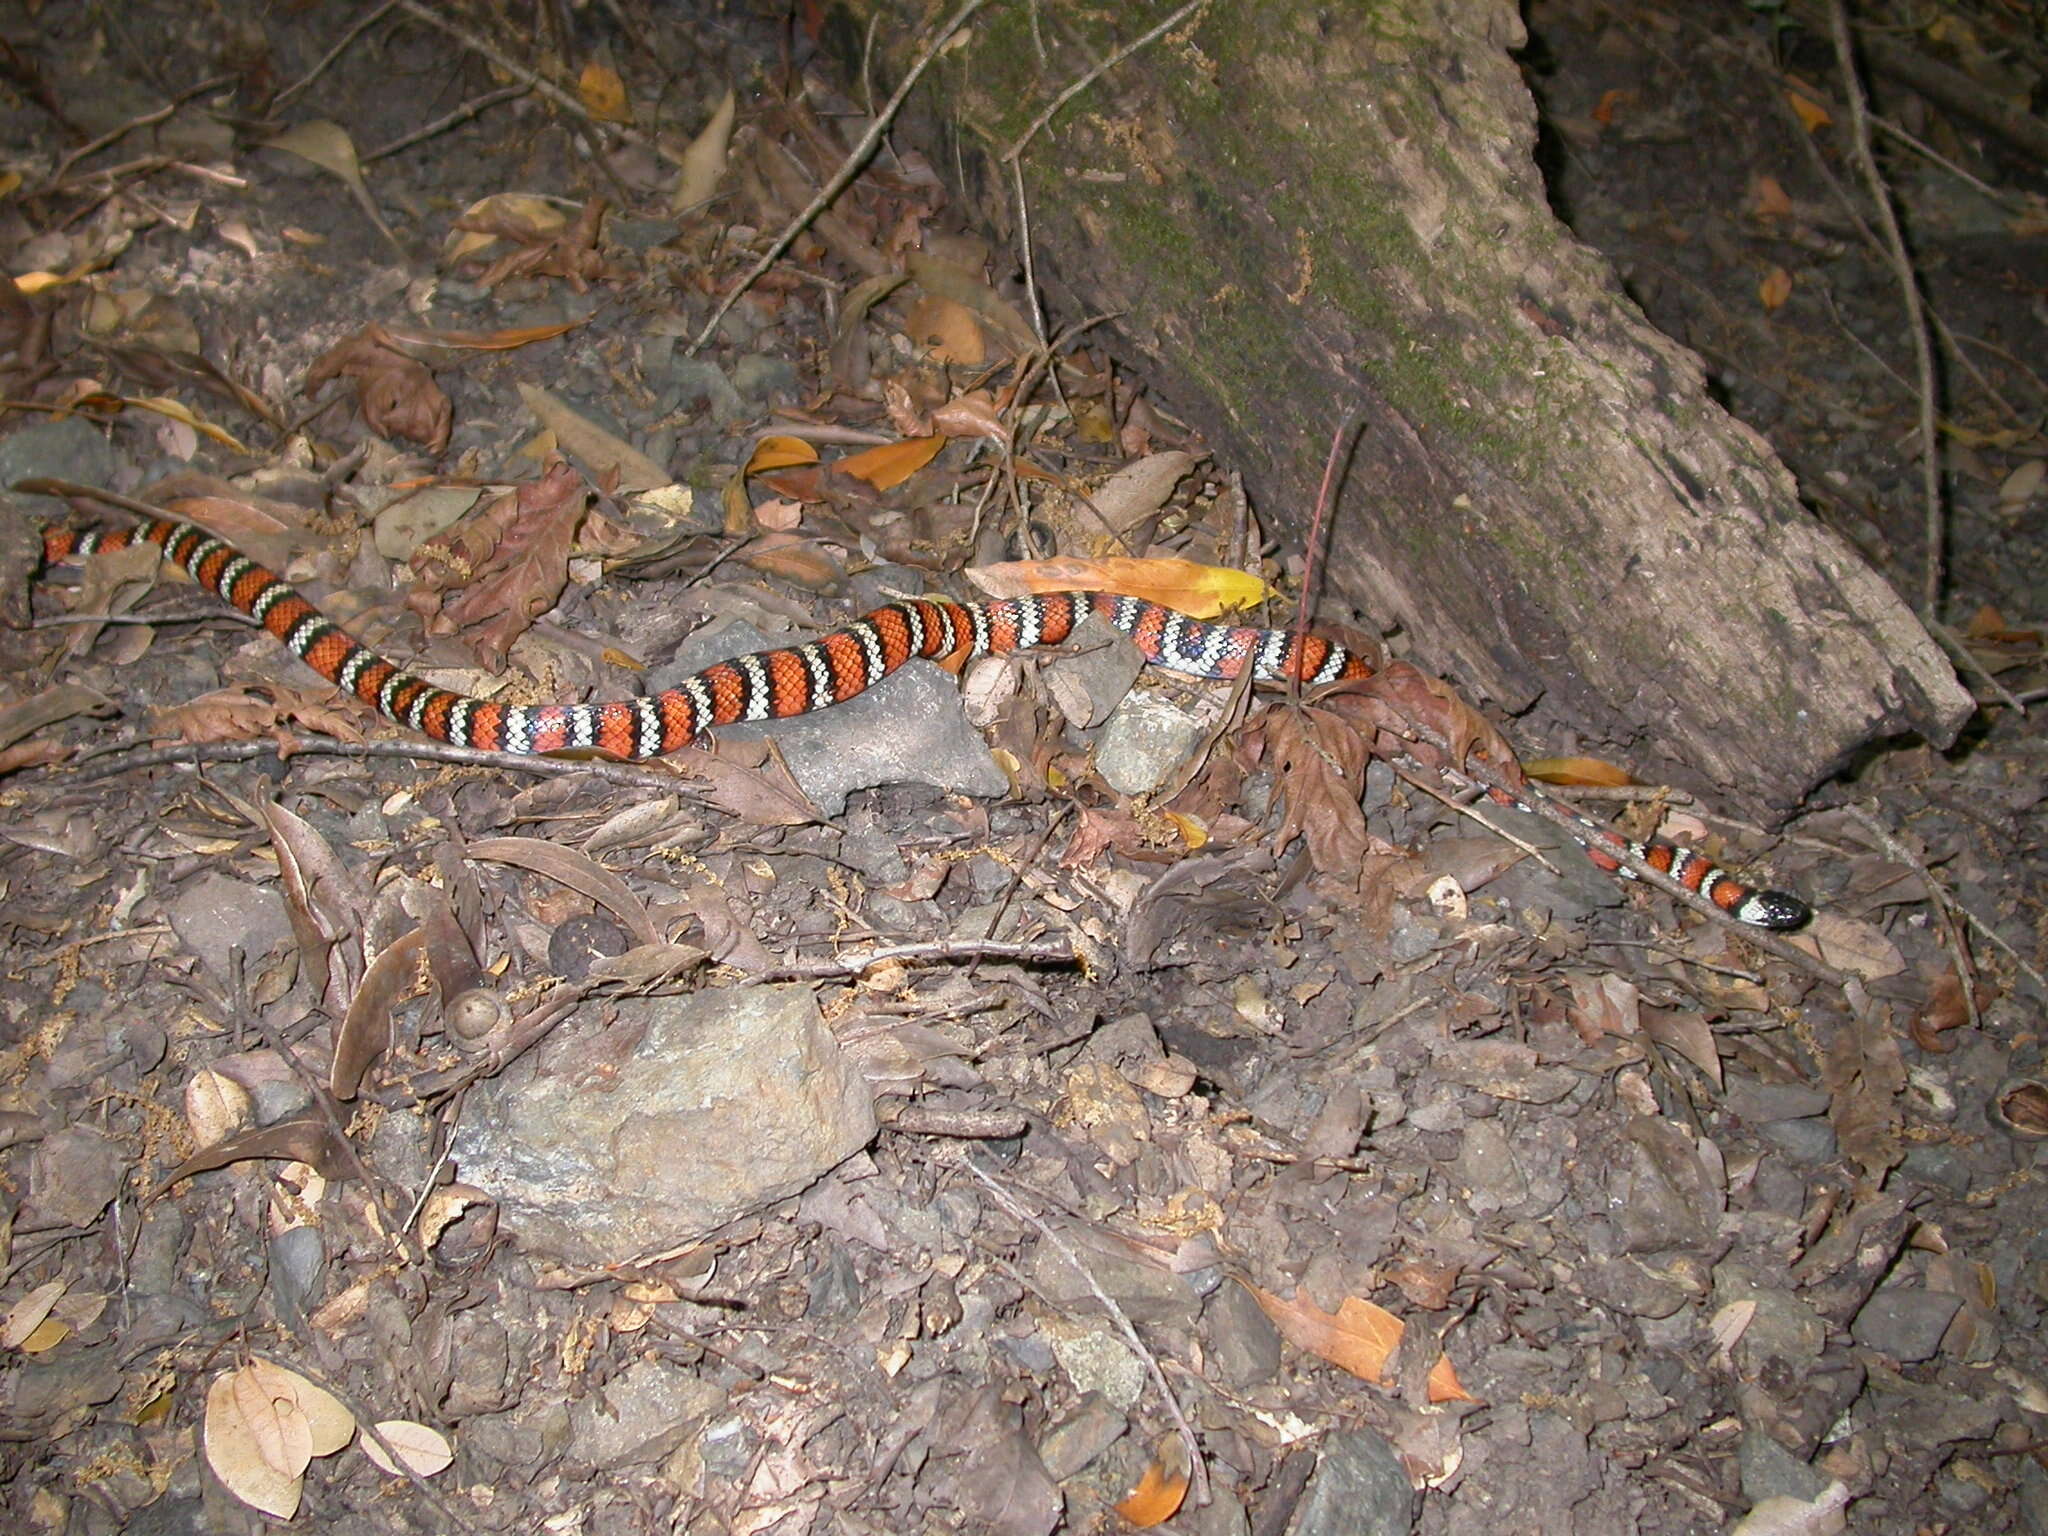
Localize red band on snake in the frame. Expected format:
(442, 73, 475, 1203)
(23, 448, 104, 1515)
(41, 516, 1811, 930)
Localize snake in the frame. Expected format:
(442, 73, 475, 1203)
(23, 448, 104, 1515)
(40, 514, 1812, 930)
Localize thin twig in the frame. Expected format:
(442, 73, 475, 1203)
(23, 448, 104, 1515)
(273, 0, 402, 109)
(393, 0, 678, 166)
(686, 0, 992, 357)
(1002, 0, 1209, 163)
(365, 85, 531, 164)
(42, 73, 236, 187)
(1925, 618, 2026, 717)
(1837, 803, 1980, 1032)
(965, 1161, 1211, 1507)
(1826, 0, 1943, 620)
(756, 938, 1078, 980)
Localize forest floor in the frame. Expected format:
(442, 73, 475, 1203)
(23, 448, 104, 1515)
(0, 2, 2044, 1534)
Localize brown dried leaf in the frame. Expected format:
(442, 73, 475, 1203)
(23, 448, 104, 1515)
(0, 683, 112, 753)
(331, 927, 424, 1101)
(1258, 704, 1374, 882)
(833, 435, 945, 491)
(360, 1419, 454, 1478)
(205, 1367, 310, 1520)
(156, 1112, 353, 1192)
(304, 326, 451, 452)
(1641, 1005, 1723, 1088)
(1820, 1007, 1907, 1183)
(467, 836, 659, 947)
(407, 460, 589, 670)
(262, 798, 365, 1015)
(517, 382, 666, 492)
(1114, 1450, 1189, 1528)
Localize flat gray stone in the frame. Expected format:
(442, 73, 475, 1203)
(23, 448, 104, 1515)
(1093, 689, 1205, 796)
(0, 418, 118, 510)
(652, 620, 1007, 815)
(458, 983, 876, 1263)
(1289, 1428, 1414, 1536)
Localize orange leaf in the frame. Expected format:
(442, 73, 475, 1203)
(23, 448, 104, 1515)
(1245, 1282, 1401, 1384)
(1592, 88, 1635, 127)
(1244, 1281, 1476, 1403)
(1523, 755, 1635, 788)
(578, 62, 630, 123)
(745, 435, 821, 474)
(1758, 266, 1794, 311)
(834, 435, 944, 490)
(1114, 1458, 1190, 1527)
(1785, 85, 1831, 132)
(1749, 175, 1793, 219)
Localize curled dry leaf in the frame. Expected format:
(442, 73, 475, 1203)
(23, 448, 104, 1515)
(467, 836, 659, 947)
(360, 1419, 454, 1478)
(407, 460, 590, 670)
(305, 325, 451, 452)
(1114, 1450, 1190, 1528)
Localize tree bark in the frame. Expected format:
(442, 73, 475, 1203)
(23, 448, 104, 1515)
(830, 0, 1970, 816)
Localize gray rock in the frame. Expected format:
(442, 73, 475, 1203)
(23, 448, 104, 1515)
(1758, 1116, 1838, 1164)
(565, 1358, 725, 1469)
(164, 871, 294, 986)
(1851, 1285, 1963, 1362)
(0, 419, 118, 511)
(458, 984, 876, 1263)
(1453, 1118, 1527, 1214)
(1738, 1427, 1829, 1506)
(1289, 1428, 1414, 1536)
(1203, 1278, 1283, 1388)
(1722, 1079, 1831, 1123)
(1093, 690, 1206, 796)
(729, 353, 798, 402)
(652, 620, 1007, 815)
(1037, 1392, 1128, 1480)
(1041, 618, 1145, 730)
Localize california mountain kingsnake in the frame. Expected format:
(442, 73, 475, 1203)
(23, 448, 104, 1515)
(41, 515, 1811, 930)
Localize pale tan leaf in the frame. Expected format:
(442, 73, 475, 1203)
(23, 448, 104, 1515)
(360, 1420, 454, 1477)
(516, 383, 667, 492)
(205, 1367, 311, 1519)
(674, 87, 736, 212)
(1, 1279, 67, 1349)
(245, 1359, 356, 1457)
(183, 1067, 252, 1150)
(265, 121, 370, 200)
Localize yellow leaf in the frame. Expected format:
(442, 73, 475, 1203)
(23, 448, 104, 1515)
(1161, 810, 1209, 849)
(1758, 266, 1794, 312)
(745, 435, 821, 474)
(968, 556, 1271, 617)
(835, 435, 945, 490)
(1785, 86, 1831, 132)
(1523, 755, 1635, 788)
(578, 61, 630, 123)
(130, 395, 253, 454)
